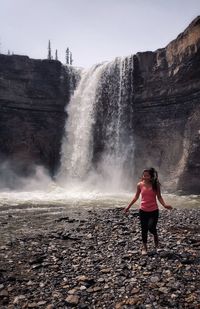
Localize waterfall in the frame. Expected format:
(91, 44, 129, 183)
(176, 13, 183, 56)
(59, 56, 135, 192)
(59, 63, 109, 179)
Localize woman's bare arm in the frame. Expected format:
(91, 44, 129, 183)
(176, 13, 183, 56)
(124, 183, 141, 212)
(156, 185, 173, 210)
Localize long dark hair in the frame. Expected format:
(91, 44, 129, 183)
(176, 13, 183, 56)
(143, 167, 160, 191)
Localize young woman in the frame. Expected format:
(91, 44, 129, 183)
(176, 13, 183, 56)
(124, 168, 172, 255)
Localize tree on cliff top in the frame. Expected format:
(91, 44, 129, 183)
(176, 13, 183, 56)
(48, 40, 52, 60)
(70, 52, 73, 65)
(66, 48, 70, 65)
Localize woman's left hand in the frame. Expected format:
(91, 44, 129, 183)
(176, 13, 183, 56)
(123, 207, 129, 214)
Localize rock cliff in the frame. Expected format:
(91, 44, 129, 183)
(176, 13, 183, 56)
(0, 55, 74, 187)
(132, 16, 200, 193)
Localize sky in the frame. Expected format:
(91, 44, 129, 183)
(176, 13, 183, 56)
(0, 0, 199, 68)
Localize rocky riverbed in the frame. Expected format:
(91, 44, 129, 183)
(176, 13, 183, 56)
(0, 207, 200, 308)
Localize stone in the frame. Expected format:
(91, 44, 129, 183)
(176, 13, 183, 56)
(68, 288, 78, 295)
(93, 287, 102, 292)
(13, 295, 26, 304)
(158, 287, 169, 294)
(76, 275, 88, 281)
(28, 302, 38, 308)
(37, 301, 47, 306)
(100, 268, 112, 273)
(65, 295, 79, 305)
(45, 305, 54, 309)
(131, 288, 140, 294)
(125, 297, 140, 305)
(0, 284, 4, 291)
(0, 289, 9, 297)
(150, 276, 160, 283)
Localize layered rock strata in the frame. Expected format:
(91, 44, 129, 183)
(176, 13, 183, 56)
(0, 55, 75, 186)
(132, 16, 200, 193)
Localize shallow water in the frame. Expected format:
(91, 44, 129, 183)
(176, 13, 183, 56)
(0, 182, 199, 216)
(0, 184, 199, 245)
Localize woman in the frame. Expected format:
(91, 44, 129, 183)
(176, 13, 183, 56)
(124, 168, 172, 255)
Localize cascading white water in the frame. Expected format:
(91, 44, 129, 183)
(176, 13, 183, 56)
(96, 56, 135, 190)
(59, 62, 109, 180)
(59, 56, 135, 192)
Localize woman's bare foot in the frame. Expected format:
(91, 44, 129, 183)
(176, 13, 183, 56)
(141, 248, 147, 255)
(141, 243, 147, 255)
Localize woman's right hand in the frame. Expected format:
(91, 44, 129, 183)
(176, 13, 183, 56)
(164, 205, 173, 210)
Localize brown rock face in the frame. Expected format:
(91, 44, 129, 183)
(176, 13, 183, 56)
(132, 16, 200, 193)
(0, 55, 71, 187)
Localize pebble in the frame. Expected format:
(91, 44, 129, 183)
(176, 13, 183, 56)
(45, 305, 54, 309)
(13, 295, 26, 304)
(0, 284, 4, 290)
(65, 295, 80, 305)
(37, 301, 47, 306)
(150, 276, 160, 283)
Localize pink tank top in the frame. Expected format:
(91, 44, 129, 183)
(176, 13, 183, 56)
(140, 184, 158, 212)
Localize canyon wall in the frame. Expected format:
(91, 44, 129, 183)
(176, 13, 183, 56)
(0, 55, 74, 186)
(132, 16, 200, 193)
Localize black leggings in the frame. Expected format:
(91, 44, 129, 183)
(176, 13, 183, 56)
(139, 209, 159, 244)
